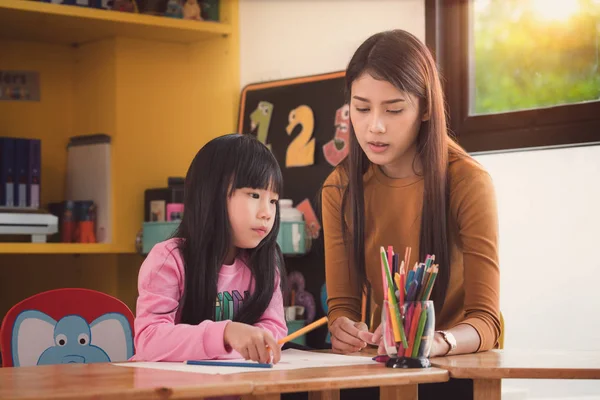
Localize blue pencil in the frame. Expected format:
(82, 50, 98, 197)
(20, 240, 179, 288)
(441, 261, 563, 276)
(185, 360, 273, 368)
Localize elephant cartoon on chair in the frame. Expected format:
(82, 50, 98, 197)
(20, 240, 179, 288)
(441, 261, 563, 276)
(11, 310, 134, 366)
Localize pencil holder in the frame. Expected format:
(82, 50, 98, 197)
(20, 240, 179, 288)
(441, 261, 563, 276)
(381, 300, 435, 369)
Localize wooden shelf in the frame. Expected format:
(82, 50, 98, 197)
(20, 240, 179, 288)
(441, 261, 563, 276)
(0, 0, 231, 45)
(0, 243, 133, 254)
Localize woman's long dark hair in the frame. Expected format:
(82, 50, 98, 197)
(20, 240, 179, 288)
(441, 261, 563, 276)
(339, 29, 466, 312)
(174, 133, 285, 326)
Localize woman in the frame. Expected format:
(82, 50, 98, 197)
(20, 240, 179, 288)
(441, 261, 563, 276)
(322, 29, 501, 399)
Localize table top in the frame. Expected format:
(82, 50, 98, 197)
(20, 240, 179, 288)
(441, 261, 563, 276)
(0, 358, 448, 400)
(0, 362, 253, 400)
(241, 362, 449, 395)
(430, 349, 600, 380)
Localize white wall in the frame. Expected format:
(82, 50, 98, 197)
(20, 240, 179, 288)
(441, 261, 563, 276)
(239, 2, 600, 399)
(239, 0, 425, 88)
(474, 145, 600, 400)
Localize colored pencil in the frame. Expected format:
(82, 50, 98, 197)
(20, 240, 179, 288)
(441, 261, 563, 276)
(185, 360, 273, 368)
(381, 248, 402, 343)
(404, 301, 422, 357)
(380, 251, 399, 353)
(380, 247, 408, 348)
(411, 306, 428, 358)
(424, 266, 439, 301)
(394, 272, 403, 306)
(361, 290, 367, 323)
(278, 316, 328, 344)
(406, 270, 415, 292)
(419, 303, 436, 358)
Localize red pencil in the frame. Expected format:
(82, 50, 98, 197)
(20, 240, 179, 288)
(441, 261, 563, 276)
(404, 302, 422, 357)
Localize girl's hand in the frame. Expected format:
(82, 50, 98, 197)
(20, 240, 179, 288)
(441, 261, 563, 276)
(223, 322, 281, 364)
(329, 317, 374, 354)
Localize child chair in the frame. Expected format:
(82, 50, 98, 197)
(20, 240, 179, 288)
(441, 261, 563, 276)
(0, 288, 135, 367)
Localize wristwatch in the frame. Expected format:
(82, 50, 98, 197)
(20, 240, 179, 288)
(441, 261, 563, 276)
(437, 330, 457, 355)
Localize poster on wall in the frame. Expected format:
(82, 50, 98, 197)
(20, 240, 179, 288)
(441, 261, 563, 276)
(237, 71, 349, 348)
(237, 71, 349, 228)
(0, 70, 40, 102)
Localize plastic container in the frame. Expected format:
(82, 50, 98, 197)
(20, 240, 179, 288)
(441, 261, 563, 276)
(285, 319, 306, 345)
(277, 199, 306, 255)
(142, 221, 179, 254)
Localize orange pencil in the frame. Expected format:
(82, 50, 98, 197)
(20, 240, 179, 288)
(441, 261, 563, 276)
(394, 271, 404, 307)
(278, 316, 328, 345)
(361, 291, 367, 323)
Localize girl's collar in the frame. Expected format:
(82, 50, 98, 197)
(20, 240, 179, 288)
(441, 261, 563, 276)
(220, 257, 244, 275)
(219, 250, 249, 275)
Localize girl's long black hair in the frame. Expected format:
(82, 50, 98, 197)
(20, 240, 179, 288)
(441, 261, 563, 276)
(174, 133, 285, 325)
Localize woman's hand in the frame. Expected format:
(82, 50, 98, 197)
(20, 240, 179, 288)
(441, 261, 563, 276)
(369, 324, 388, 355)
(223, 322, 281, 364)
(429, 331, 451, 357)
(329, 317, 375, 354)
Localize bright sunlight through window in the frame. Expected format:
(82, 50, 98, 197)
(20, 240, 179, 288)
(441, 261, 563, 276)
(470, 0, 600, 115)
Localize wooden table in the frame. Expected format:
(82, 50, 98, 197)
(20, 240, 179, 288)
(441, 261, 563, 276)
(0, 362, 254, 400)
(430, 349, 600, 400)
(0, 359, 448, 400)
(239, 362, 449, 400)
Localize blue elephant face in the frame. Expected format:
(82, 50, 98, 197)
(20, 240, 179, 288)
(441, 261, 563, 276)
(11, 311, 134, 367)
(37, 315, 110, 365)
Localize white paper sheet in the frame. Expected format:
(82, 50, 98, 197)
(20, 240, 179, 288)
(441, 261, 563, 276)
(113, 349, 378, 375)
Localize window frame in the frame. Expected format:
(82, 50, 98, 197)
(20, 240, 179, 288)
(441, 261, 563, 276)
(425, 0, 600, 152)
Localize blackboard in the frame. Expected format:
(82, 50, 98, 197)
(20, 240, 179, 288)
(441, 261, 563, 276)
(237, 71, 349, 348)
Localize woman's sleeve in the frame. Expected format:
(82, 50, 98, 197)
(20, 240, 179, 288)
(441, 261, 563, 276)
(321, 175, 363, 326)
(452, 170, 502, 351)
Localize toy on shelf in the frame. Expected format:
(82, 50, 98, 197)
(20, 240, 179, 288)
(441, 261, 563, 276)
(285, 271, 316, 323)
(277, 199, 309, 255)
(76, 201, 97, 243)
(183, 0, 202, 20)
(54, 200, 97, 243)
(283, 271, 317, 346)
(200, 0, 218, 21)
(164, 0, 183, 18)
(112, 0, 138, 12)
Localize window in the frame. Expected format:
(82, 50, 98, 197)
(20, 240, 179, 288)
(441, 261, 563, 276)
(426, 0, 600, 152)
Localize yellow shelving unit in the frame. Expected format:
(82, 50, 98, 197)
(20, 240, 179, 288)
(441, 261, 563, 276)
(0, 243, 116, 254)
(0, 0, 240, 317)
(0, 0, 232, 44)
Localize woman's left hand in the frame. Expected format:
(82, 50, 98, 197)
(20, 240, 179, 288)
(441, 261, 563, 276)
(429, 332, 451, 357)
(369, 324, 386, 354)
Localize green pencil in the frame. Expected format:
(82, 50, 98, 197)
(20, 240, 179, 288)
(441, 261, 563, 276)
(380, 247, 408, 348)
(411, 306, 428, 358)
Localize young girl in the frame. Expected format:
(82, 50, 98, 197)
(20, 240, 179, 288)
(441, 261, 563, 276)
(322, 29, 500, 397)
(133, 133, 287, 364)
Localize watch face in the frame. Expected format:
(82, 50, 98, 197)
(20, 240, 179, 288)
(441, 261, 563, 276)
(439, 330, 456, 352)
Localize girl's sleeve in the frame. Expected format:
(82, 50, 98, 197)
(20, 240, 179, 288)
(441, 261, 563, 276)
(133, 243, 232, 361)
(254, 273, 288, 343)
